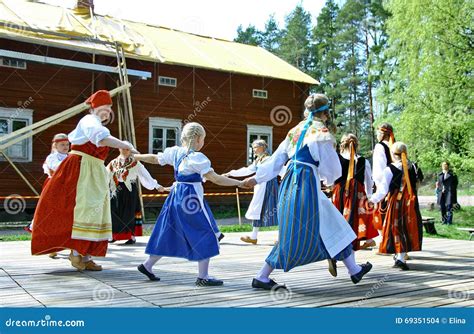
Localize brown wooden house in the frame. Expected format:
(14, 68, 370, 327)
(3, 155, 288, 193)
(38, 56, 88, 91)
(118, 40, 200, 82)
(0, 0, 317, 216)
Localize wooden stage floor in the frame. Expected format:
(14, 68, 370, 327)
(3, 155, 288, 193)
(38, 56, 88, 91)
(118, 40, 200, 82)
(1, 232, 472, 308)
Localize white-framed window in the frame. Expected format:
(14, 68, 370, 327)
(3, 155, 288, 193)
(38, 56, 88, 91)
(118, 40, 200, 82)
(0, 57, 27, 70)
(0, 107, 33, 162)
(247, 125, 273, 164)
(158, 76, 177, 87)
(252, 89, 268, 99)
(149, 117, 182, 154)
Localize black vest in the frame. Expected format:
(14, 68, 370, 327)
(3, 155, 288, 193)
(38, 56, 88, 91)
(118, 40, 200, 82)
(388, 163, 417, 194)
(335, 154, 366, 185)
(379, 141, 392, 165)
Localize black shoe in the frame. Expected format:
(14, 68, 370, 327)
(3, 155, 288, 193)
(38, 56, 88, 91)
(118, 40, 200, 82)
(328, 259, 337, 277)
(195, 277, 224, 286)
(218, 233, 225, 242)
(393, 260, 410, 271)
(124, 239, 136, 245)
(351, 262, 373, 284)
(137, 264, 160, 281)
(251, 278, 287, 291)
(109, 239, 116, 243)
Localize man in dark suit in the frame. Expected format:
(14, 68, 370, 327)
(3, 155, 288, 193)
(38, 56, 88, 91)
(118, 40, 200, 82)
(436, 161, 458, 225)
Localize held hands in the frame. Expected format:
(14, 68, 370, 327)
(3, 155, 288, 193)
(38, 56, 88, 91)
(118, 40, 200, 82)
(156, 186, 172, 193)
(242, 177, 257, 188)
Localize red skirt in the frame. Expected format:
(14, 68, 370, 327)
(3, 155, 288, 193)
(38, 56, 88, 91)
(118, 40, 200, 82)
(31, 143, 109, 257)
(379, 189, 423, 254)
(332, 180, 379, 250)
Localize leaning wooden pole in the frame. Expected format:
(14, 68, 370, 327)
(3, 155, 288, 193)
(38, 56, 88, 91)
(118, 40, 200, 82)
(0, 151, 39, 196)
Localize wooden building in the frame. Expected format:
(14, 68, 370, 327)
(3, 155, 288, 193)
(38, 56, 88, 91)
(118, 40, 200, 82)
(0, 0, 317, 214)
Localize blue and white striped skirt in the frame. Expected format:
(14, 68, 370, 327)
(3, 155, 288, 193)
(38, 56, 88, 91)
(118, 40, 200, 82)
(266, 163, 352, 271)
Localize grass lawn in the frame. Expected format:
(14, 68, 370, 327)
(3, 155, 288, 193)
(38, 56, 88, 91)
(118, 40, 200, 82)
(420, 206, 474, 240)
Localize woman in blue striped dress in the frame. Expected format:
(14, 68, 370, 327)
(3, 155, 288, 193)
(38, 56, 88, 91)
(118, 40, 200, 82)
(244, 94, 373, 290)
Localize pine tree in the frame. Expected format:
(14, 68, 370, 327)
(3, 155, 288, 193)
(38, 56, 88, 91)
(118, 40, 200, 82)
(234, 24, 262, 46)
(335, 0, 367, 141)
(312, 0, 343, 122)
(261, 14, 282, 54)
(279, 5, 313, 73)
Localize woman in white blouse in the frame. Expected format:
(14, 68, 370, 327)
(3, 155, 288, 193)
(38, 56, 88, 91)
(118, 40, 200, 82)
(32, 90, 136, 272)
(243, 94, 372, 291)
(224, 139, 279, 244)
(369, 142, 423, 271)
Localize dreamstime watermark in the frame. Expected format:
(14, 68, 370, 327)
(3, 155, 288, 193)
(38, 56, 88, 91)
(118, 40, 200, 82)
(270, 284, 292, 302)
(184, 97, 212, 124)
(2, 97, 35, 131)
(180, 194, 202, 215)
(180, 15, 207, 36)
(355, 273, 390, 307)
(270, 105, 292, 126)
(92, 284, 115, 302)
(448, 287, 470, 301)
(4, 315, 85, 328)
(3, 194, 26, 215)
(3, 22, 28, 35)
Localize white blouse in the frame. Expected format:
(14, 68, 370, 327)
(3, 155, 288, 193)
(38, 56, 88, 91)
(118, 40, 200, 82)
(227, 155, 271, 178)
(110, 159, 160, 190)
(255, 123, 341, 186)
(68, 114, 111, 146)
(42, 152, 68, 177)
(157, 146, 214, 177)
(372, 141, 390, 186)
(370, 161, 403, 204)
(340, 151, 374, 196)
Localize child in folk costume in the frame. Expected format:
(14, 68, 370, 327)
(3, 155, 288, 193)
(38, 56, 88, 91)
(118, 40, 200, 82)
(332, 134, 378, 250)
(31, 90, 136, 271)
(244, 94, 372, 290)
(224, 139, 278, 245)
(108, 143, 165, 245)
(43, 133, 70, 186)
(135, 122, 247, 286)
(369, 142, 423, 270)
(25, 133, 70, 259)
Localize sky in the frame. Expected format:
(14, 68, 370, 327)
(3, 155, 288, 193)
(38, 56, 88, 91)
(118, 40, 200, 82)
(41, 0, 329, 40)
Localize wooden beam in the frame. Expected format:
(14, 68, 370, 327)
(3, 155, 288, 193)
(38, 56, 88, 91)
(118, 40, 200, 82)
(0, 83, 131, 150)
(0, 151, 39, 196)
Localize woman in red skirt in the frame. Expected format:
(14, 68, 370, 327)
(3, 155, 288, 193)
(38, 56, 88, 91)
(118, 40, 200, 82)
(332, 134, 378, 248)
(369, 142, 423, 270)
(328, 134, 378, 276)
(31, 90, 136, 271)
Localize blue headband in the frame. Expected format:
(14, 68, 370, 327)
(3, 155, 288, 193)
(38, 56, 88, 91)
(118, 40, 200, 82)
(291, 104, 329, 182)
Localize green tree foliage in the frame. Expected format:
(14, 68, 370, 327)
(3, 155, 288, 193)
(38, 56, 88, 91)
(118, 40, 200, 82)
(278, 5, 313, 73)
(234, 24, 262, 45)
(233, 0, 473, 177)
(382, 0, 474, 175)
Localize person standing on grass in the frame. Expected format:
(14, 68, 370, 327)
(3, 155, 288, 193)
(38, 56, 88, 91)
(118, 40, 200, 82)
(436, 161, 458, 225)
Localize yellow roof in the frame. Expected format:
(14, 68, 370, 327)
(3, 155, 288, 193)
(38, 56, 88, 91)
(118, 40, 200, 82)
(0, 0, 318, 84)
